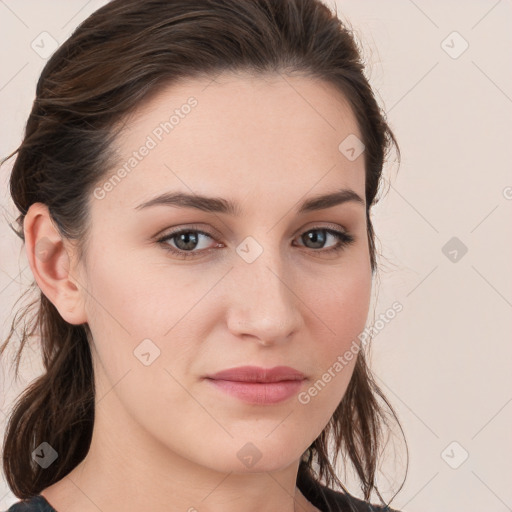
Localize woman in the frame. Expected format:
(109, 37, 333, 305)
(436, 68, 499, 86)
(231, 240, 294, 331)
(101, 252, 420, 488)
(1, 0, 407, 511)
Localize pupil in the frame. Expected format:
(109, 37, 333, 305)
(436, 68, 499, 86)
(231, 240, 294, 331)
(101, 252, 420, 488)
(177, 232, 198, 250)
(305, 230, 325, 249)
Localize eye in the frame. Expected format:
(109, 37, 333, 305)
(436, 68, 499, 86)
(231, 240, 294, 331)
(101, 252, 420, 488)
(157, 227, 221, 259)
(156, 225, 355, 260)
(294, 227, 355, 255)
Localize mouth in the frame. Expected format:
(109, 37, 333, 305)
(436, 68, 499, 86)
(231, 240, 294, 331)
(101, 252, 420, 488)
(205, 365, 306, 383)
(204, 378, 305, 405)
(204, 365, 307, 404)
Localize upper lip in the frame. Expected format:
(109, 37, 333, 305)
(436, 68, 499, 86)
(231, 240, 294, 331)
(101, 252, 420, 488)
(206, 365, 306, 383)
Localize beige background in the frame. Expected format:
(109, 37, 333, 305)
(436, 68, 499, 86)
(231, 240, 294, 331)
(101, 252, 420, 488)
(1, 1, 511, 511)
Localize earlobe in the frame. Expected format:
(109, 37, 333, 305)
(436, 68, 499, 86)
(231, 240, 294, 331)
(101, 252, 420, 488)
(23, 202, 88, 325)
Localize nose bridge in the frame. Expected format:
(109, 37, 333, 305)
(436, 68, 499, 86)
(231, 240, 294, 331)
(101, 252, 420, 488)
(227, 233, 302, 343)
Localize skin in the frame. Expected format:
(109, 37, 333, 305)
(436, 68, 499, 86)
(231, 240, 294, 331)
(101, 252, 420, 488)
(24, 71, 372, 512)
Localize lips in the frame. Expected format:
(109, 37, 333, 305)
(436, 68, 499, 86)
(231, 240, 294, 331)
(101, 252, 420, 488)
(204, 365, 306, 405)
(205, 365, 306, 383)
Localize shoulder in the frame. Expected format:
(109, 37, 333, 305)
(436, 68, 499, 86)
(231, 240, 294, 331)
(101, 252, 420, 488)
(4, 496, 57, 512)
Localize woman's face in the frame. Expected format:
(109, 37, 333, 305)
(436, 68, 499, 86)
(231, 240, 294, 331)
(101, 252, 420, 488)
(77, 72, 372, 473)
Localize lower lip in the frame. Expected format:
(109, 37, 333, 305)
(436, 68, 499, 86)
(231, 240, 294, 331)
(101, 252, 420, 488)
(205, 378, 304, 404)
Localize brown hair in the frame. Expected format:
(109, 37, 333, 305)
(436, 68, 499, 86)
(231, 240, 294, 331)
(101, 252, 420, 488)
(1, 0, 407, 510)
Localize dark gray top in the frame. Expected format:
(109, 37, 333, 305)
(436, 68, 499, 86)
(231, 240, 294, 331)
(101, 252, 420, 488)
(6, 496, 56, 512)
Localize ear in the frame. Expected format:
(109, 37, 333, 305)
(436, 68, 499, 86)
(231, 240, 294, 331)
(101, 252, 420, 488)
(23, 202, 88, 325)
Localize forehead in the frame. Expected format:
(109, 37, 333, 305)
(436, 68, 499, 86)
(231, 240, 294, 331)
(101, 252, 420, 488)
(100, 71, 366, 213)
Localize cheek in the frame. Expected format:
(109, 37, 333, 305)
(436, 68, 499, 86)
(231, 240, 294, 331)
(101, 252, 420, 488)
(328, 272, 371, 344)
(82, 251, 208, 434)
(300, 260, 372, 400)
(291, 303, 370, 457)
(85, 244, 209, 335)
(310, 256, 372, 343)
(82, 246, 209, 382)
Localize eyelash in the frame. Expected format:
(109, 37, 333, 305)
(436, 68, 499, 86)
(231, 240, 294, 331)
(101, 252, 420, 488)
(156, 225, 355, 260)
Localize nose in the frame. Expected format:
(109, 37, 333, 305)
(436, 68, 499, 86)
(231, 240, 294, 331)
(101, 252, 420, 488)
(225, 248, 303, 346)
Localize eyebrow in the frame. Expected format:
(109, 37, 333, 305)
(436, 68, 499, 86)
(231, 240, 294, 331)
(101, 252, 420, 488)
(134, 188, 365, 215)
